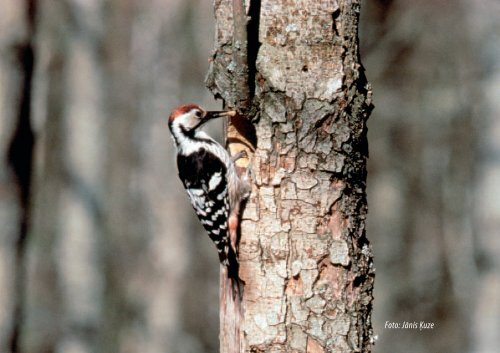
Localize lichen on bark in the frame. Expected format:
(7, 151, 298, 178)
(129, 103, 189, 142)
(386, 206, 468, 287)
(207, 1, 374, 352)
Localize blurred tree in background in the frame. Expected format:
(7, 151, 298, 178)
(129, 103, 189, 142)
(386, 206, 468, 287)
(360, 1, 500, 353)
(0, 1, 498, 353)
(2, 1, 221, 352)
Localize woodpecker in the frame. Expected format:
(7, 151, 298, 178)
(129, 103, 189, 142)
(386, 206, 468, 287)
(168, 104, 251, 280)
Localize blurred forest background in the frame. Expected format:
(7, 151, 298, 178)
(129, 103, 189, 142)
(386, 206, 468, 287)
(0, 1, 498, 353)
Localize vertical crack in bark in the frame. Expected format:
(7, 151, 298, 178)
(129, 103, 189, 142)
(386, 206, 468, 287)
(246, 0, 261, 106)
(221, 3, 262, 352)
(231, 0, 261, 115)
(231, 0, 250, 109)
(7, 1, 37, 352)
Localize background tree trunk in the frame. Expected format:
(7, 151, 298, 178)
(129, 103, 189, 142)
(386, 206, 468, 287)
(7, 1, 222, 352)
(207, 1, 375, 352)
(360, 1, 500, 353)
(0, 1, 36, 352)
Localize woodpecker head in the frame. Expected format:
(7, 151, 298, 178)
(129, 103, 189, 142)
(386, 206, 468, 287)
(168, 103, 236, 133)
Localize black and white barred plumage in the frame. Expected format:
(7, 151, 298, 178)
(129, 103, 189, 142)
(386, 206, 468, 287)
(168, 104, 250, 279)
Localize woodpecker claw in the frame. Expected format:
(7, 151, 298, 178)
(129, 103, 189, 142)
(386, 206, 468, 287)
(245, 162, 254, 184)
(231, 150, 248, 162)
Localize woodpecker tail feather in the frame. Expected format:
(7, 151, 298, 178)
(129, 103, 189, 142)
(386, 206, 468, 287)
(226, 244, 244, 300)
(226, 245, 239, 279)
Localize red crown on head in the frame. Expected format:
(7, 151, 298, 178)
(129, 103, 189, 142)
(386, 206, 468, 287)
(168, 103, 202, 123)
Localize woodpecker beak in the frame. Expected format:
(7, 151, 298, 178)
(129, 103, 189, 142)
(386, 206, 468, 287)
(203, 110, 237, 122)
(191, 110, 236, 130)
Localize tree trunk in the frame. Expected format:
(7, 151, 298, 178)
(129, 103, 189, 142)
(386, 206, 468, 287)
(0, 1, 36, 352)
(207, 1, 374, 352)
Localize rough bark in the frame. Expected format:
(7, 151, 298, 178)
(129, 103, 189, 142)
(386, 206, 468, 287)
(207, 1, 374, 352)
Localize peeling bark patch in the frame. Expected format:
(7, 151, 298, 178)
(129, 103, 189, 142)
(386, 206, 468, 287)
(286, 274, 304, 295)
(291, 171, 318, 189)
(295, 216, 317, 233)
(315, 263, 342, 302)
(328, 207, 344, 240)
(307, 337, 325, 353)
(270, 232, 289, 260)
(329, 239, 350, 266)
(289, 325, 308, 350)
(271, 167, 287, 185)
(305, 295, 327, 314)
(319, 154, 345, 173)
(260, 186, 277, 212)
(264, 92, 287, 123)
(281, 179, 298, 200)
(291, 260, 302, 277)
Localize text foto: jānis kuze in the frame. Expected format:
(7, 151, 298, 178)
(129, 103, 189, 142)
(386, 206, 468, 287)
(385, 321, 435, 330)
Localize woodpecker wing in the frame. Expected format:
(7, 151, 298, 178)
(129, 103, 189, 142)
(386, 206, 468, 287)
(177, 148, 236, 268)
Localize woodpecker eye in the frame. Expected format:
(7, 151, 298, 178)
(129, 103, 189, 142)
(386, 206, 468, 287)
(194, 110, 203, 118)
